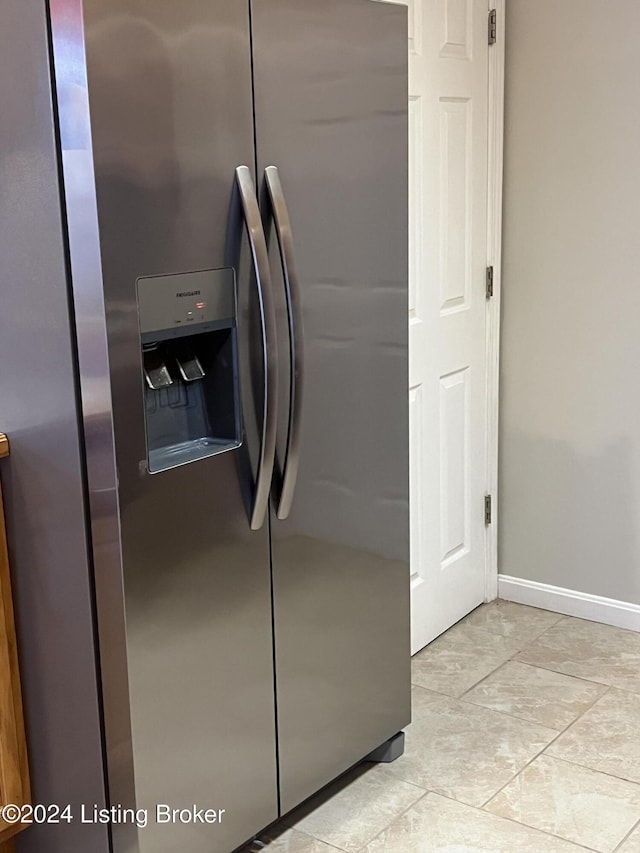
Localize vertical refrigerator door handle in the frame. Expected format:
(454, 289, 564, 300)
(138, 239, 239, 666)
(264, 166, 304, 520)
(236, 166, 278, 531)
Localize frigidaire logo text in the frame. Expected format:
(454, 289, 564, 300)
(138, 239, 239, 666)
(176, 290, 201, 298)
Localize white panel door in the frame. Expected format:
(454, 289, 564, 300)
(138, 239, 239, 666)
(402, 0, 491, 652)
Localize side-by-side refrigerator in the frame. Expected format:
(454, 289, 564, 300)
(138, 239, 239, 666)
(1, 1, 409, 852)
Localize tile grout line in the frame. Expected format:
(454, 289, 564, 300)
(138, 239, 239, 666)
(411, 664, 505, 698)
(478, 715, 571, 811)
(513, 615, 640, 696)
(515, 667, 640, 701)
(463, 656, 616, 698)
(257, 824, 346, 853)
(352, 787, 599, 853)
(472, 629, 640, 850)
(285, 830, 346, 853)
(511, 656, 616, 690)
(480, 746, 640, 852)
(413, 601, 557, 655)
(413, 602, 570, 699)
(443, 609, 573, 698)
(476, 799, 600, 853)
(455, 639, 610, 724)
(460, 676, 607, 729)
(473, 607, 640, 847)
(613, 815, 640, 852)
(474, 622, 617, 814)
(349, 789, 431, 852)
(478, 682, 616, 812)
(414, 640, 531, 700)
(545, 746, 640, 787)
(437, 789, 598, 851)
(456, 658, 518, 699)
(539, 684, 613, 748)
(474, 602, 566, 644)
(400, 698, 602, 848)
(413, 607, 608, 820)
(406, 607, 639, 852)
(413, 672, 573, 731)
(284, 766, 430, 852)
(457, 692, 562, 729)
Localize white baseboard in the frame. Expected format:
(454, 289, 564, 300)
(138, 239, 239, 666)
(498, 575, 640, 633)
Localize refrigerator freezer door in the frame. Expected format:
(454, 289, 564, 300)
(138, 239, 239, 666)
(252, 0, 411, 814)
(54, 2, 278, 851)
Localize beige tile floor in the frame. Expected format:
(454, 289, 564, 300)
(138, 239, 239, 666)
(245, 600, 640, 853)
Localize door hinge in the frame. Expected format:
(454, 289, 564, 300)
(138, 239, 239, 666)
(485, 494, 493, 525)
(488, 9, 497, 45)
(486, 266, 494, 299)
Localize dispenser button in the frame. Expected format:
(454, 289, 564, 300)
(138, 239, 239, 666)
(186, 311, 194, 321)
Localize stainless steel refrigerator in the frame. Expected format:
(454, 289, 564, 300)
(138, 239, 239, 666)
(0, 1, 409, 851)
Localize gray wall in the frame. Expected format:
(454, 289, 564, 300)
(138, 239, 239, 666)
(0, 2, 109, 851)
(499, 0, 640, 604)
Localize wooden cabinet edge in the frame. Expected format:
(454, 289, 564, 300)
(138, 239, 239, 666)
(0, 827, 20, 845)
(0, 436, 31, 843)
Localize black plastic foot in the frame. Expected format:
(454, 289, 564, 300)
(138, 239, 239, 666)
(363, 731, 405, 764)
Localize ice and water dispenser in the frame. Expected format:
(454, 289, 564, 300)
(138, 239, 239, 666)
(137, 269, 241, 473)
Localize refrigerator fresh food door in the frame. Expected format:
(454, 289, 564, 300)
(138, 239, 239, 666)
(252, 0, 411, 814)
(52, 2, 279, 851)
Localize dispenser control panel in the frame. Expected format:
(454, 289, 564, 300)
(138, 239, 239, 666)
(137, 268, 236, 343)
